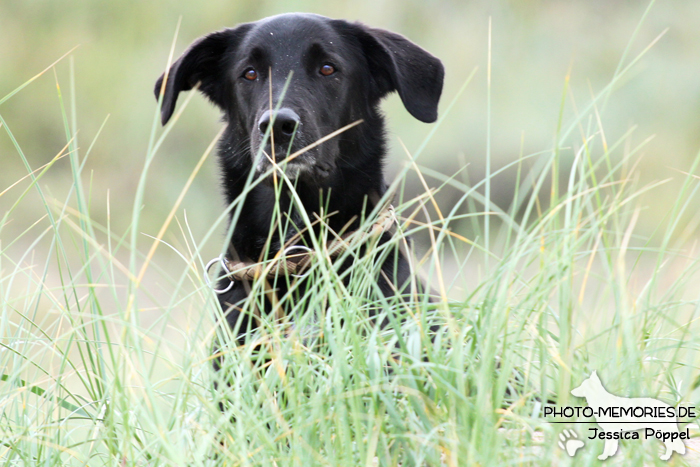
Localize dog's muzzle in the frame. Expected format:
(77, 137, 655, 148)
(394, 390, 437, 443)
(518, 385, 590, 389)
(254, 107, 315, 179)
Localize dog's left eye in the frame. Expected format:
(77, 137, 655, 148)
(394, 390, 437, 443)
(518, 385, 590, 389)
(243, 68, 258, 81)
(319, 64, 336, 76)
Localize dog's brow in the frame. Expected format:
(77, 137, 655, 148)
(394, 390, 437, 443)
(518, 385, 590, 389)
(248, 47, 267, 62)
(307, 42, 330, 59)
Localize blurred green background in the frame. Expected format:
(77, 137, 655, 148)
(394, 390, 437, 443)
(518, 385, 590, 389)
(2, 0, 700, 250)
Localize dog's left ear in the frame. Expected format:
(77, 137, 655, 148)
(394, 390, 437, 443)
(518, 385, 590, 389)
(336, 22, 444, 123)
(154, 25, 251, 125)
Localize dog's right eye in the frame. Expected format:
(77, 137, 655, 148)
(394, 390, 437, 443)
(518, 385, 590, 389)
(319, 64, 336, 76)
(243, 68, 258, 81)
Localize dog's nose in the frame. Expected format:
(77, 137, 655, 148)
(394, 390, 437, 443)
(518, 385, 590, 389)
(258, 108, 300, 140)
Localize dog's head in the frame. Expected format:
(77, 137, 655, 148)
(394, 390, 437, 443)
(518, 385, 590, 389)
(154, 13, 443, 184)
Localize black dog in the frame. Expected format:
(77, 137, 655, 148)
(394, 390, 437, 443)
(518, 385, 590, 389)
(155, 13, 443, 340)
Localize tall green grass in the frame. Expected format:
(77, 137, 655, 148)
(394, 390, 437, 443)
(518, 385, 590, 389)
(2, 14, 700, 467)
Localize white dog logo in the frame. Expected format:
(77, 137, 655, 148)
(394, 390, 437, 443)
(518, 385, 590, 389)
(571, 371, 686, 460)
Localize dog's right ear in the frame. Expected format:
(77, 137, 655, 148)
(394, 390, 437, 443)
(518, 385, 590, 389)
(154, 25, 251, 125)
(331, 20, 444, 124)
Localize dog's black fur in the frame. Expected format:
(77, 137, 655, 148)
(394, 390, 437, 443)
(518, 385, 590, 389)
(155, 13, 443, 339)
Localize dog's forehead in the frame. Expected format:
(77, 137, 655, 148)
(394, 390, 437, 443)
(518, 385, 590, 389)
(241, 14, 343, 59)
